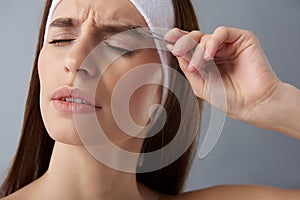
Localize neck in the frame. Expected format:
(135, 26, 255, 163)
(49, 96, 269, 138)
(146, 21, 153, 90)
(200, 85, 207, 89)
(39, 142, 144, 200)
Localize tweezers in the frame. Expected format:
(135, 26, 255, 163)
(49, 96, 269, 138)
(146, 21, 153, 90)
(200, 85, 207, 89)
(130, 26, 175, 46)
(130, 26, 195, 53)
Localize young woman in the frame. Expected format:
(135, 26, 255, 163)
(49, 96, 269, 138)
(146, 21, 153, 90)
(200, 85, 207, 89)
(1, 0, 300, 199)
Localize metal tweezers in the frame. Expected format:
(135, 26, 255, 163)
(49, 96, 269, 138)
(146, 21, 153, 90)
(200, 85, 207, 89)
(131, 26, 194, 53)
(130, 26, 175, 46)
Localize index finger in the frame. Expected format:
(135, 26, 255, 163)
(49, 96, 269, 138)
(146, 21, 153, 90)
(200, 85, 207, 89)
(164, 28, 189, 43)
(205, 26, 257, 59)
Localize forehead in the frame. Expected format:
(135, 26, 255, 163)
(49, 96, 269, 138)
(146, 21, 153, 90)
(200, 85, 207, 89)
(51, 0, 147, 27)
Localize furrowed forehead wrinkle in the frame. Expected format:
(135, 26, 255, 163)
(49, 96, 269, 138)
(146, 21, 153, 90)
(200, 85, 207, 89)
(49, 17, 142, 38)
(49, 17, 136, 29)
(97, 24, 147, 41)
(50, 0, 148, 29)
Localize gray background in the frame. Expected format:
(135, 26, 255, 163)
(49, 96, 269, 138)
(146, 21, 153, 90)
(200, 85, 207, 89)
(1, 0, 300, 192)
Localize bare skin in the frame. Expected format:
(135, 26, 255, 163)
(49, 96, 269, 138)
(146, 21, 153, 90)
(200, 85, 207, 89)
(165, 26, 300, 140)
(164, 26, 300, 199)
(2, 1, 300, 200)
(2, 0, 162, 199)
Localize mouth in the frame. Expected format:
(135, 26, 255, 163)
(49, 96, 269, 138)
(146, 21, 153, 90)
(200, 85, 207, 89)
(51, 86, 102, 113)
(60, 97, 95, 106)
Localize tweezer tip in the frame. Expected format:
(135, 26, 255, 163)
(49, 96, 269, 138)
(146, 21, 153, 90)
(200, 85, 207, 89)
(130, 25, 142, 30)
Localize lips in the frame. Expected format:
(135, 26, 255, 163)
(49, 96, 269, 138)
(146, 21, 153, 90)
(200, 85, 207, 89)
(51, 86, 101, 114)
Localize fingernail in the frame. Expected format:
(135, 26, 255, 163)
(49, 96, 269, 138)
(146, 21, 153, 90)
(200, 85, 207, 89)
(187, 63, 195, 71)
(166, 43, 174, 51)
(172, 44, 183, 56)
(165, 29, 178, 39)
(172, 44, 183, 53)
(204, 49, 212, 60)
(188, 48, 204, 70)
(187, 65, 195, 72)
(188, 60, 198, 70)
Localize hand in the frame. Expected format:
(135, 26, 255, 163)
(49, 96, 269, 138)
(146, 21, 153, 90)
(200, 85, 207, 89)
(165, 26, 281, 123)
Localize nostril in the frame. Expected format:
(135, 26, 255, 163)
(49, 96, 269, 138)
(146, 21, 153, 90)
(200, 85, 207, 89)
(64, 67, 70, 73)
(78, 68, 89, 76)
(77, 65, 99, 79)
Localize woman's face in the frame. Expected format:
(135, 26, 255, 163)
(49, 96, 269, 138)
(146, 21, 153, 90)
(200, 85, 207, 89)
(38, 0, 162, 151)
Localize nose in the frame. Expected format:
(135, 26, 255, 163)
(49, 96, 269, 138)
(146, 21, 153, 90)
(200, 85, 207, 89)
(64, 37, 100, 80)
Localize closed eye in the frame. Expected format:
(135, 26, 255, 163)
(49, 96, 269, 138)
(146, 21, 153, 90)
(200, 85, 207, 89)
(48, 39, 75, 46)
(104, 42, 135, 57)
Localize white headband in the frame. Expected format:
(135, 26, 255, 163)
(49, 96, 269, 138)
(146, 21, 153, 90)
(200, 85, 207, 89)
(129, 0, 174, 29)
(44, 0, 175, 105)
(129, 0, 174, 106)
(44, 0, 175, 44)
(44, 0, 61, 43)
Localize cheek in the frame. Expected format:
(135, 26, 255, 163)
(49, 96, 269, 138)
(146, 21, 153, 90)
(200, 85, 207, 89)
(38, 48, 55, 116)
(38, 48, 51, 110)
(92, 55, 163, 143)
(38, 47, 66, 96)
(38, 48, 59, 86)
(129, 84, 162, 126)
(37, 49, 46, 83)
(37, 48, 82, 144)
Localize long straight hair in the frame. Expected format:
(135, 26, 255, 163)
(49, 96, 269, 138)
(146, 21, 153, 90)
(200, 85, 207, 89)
(0, 0, 201, 197)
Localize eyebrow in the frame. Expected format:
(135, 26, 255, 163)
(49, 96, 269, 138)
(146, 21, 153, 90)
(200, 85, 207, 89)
(49, 17, 139, 35)
(49, 17, 78, 28)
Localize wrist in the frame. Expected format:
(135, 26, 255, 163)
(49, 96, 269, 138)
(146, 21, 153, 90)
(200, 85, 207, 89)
(246, 82, 300, 139)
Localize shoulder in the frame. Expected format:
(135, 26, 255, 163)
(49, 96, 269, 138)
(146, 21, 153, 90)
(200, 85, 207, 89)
(160, 185, 300, 200)
(0, 179, 42, 200)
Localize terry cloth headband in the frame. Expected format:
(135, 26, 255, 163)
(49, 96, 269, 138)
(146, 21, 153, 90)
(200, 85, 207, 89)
(44, 0, 175, 105)
(44, 0, 61, 44)
(129, 0, 175, 106)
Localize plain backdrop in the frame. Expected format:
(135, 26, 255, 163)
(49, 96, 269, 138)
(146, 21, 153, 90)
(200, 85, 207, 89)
(1, 0, 300, 192)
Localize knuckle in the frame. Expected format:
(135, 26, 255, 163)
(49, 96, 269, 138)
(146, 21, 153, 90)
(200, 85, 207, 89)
(182, 33, 194, 41)
(173, 27, 181, 32)
(190, 30, 201, 35)
(173, 28, 188, 35)
(246, 30, 257, 38)
(195, 43, 205, 51)
(242, 30, 259, 42)
(216, 26, 227, 33)
(243, 29, 255, 37)
(188, 30, 204, 42)
(179, 34, 189, 41)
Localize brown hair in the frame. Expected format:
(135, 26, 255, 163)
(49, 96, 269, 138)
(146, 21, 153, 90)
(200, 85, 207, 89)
(0, 0, 202, 197)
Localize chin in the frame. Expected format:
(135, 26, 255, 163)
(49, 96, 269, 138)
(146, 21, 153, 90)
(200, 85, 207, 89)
(46, 120, 84, 146)
(41, 104, 97, 147)
(40, 105, 83, 146)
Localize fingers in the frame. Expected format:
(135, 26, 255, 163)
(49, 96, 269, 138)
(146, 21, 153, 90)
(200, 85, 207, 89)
(166, 26, 256, 72)
(165, 30, 207, 98)
(164, 28, 189, 43)
(165, 29, 204, 57)
(204, 26, 247, 59)
(176, 56, 206, 99)
(164, 26, 263, 109)
(188, 40, 207, 71)
(165, 28, 208, 73)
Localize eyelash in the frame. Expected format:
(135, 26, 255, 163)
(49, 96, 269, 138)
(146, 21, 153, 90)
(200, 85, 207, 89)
(48, 39, 135, 57)
(105, 42, 135, 57)
(48, 39, 75, 46)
